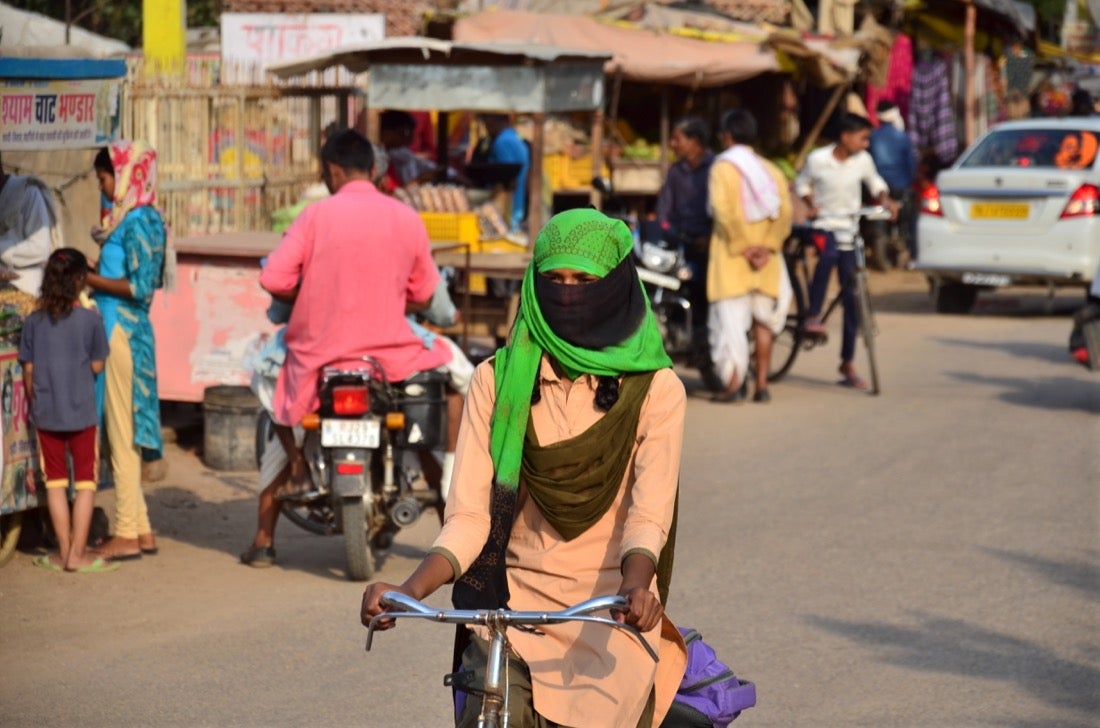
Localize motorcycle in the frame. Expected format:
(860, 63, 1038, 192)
(635, 220, 697, 357)
(591, 177, 718, 387)
(256, 358, 447, 581)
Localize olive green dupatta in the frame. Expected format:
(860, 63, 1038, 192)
(522, 370, 677, 606)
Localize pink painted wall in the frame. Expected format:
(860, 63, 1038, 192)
(151, 255, 278, 403)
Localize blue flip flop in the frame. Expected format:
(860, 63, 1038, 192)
(32, 555, 63, 572)
(73, 557, 121, 574)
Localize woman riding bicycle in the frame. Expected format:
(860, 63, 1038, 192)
(361, 208, 689, 727)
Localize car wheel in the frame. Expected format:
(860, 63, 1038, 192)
(934, 283, 978, 314)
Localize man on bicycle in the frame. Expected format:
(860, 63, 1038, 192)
(796, 113, 896, 390)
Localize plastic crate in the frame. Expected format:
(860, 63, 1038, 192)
(419, 212, 480, 246)
(545, 153, 608, 192)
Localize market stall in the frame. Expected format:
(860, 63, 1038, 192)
(269, 37, 610, 240)
(448, 5, 865, 214)
(268, 38, 610, 344)
(0, 53, 126, 565)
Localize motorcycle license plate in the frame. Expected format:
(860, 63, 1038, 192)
(321, 418, 381, 448)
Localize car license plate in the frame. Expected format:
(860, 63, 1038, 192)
(970, 202, 1029, 220)
(962, 272, 1012, 287)
(321, 418, 381, 448)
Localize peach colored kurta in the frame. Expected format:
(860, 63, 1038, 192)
(431, 357, 688, 727)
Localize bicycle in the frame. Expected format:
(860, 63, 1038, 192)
(863, 190, 914, 272)
(366, 592, 658, 728)
(771, 206, 892, 395)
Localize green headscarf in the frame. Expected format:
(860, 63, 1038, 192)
(489, 208, 672, 489)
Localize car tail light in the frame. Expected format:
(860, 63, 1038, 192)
(920, 184, 943, 217)
(332, 385, 369, 415)
(1060, 184, 1099, 219)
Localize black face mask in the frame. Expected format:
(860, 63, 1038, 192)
(535, 255, 647, 350)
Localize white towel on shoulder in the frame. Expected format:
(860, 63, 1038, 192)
(716, 145, 781, 223)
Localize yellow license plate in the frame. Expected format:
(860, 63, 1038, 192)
(971, 202, 1030, 219)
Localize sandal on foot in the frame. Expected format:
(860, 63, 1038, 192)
(138, 536, 158, 556)
(95, 548, 142, 561)
(802, 319, 826, 335)
(274, 466, 318, 501)
(837, 374, 869, 390)
(240, 545, 276, 568)
(73, 558, 121, 574)
(95, 537, 143, 561)
(711, 378, 748, 403)
(32, 555, 63, 572)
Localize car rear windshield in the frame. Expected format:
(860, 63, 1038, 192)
(961, 128, 1099, 170)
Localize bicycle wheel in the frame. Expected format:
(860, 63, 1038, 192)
(854, 270, 881, 395)
(768, 265, 806, 382)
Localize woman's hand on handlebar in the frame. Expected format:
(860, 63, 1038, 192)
(361, 582, 408, 629)
(613, 586, 663, 633)
(361, 552, 457, 629)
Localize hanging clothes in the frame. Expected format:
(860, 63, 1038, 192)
(951, 53, 993, 141)
(817, 0, 859, 36)
(866, 32, 914, 126)
(908, 55, 958, 166)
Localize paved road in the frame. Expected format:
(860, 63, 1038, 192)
(3, 272, 1097, 728)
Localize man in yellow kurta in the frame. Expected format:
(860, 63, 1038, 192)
(707, 109, 794, 403)
(361, 209, 688, 727)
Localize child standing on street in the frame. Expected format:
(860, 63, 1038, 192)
(20, 248, 114, 573)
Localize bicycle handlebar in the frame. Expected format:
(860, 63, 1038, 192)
(366, 592, 659, 662)
(811, 205, 893, 225)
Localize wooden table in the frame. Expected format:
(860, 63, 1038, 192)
(431, 247, 531, 347)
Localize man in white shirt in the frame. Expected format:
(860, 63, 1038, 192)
(795, 113, 896, 389)
(0, 152, 58, 296)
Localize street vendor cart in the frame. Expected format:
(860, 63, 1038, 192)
(268, 38, 612, 344)
(0, 53, 126, 565)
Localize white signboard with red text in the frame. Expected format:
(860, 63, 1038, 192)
(220, 13, 384, 84)
(0, 78, 120, 151)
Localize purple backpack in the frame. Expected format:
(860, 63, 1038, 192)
(673, 627, 756, 727)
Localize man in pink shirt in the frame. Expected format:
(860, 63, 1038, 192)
(243, 130, 467, 566)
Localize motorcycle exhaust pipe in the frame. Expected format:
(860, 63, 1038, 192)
(391, 497, 421, 527)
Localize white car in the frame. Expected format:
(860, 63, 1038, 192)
(917, 118, 1100, 313)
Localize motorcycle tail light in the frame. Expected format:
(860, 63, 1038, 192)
(332, 385, 369, 416)
(1060, 184, 1099, 219)
(920, 184, 943, 216)
(336, 462, 364, 475)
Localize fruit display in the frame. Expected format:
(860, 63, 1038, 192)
(620, 138, 662, 161)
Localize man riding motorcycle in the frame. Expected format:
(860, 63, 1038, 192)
(240, 129, 470, 567)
